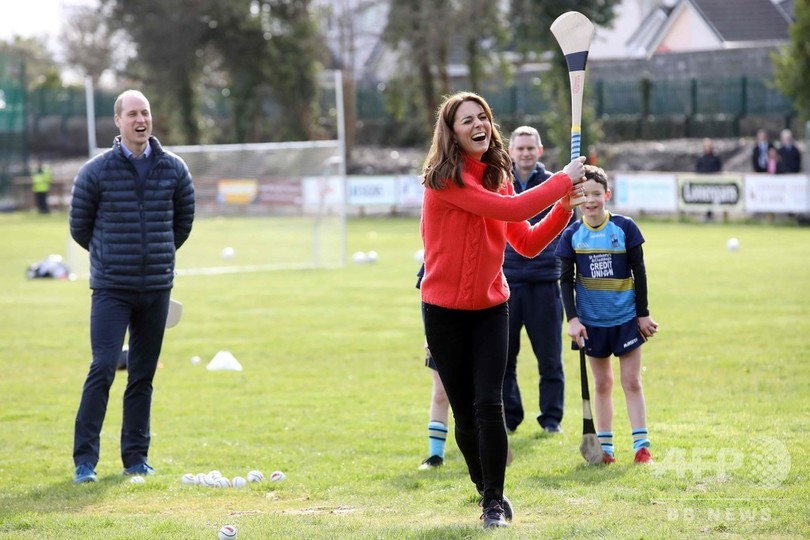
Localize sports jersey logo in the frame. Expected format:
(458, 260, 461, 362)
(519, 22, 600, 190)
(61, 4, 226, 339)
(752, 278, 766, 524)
(611, 234, 619, 248)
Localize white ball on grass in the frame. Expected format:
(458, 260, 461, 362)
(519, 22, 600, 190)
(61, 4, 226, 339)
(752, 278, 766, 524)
(726, 237, 740, 251)
(215, 476, 231, 488)
(129, 475, 145, 484)
(270, 470, 286, 482)
(413, 248, 424, 263)
(191, 355, 201, 365)
(199, 474, 217, 487)
(366, 250, 378, 263)
(181, 473, 198, 485)
(231, 476, 247, 488)
(351, 251, 369, 264)
(246, 470, 264, 483)
(209, 470, 222, 479)
(218, 525, 237, 540)
(220, 246, 235, 260)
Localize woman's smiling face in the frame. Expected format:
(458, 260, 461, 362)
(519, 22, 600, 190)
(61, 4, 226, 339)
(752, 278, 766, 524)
(452, 100, 491, 160)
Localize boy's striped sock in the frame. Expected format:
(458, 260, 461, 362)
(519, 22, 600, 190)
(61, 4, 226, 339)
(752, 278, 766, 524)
(632, 427, 650, 452)
(428, 421, 448, 459)
(597, 431, 614, 457)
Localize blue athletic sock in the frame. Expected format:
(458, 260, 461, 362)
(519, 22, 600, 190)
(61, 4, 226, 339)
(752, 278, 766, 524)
(598, 431, 614, 457)
(632, 427, 650, 452)
(428, 421, 448, 459)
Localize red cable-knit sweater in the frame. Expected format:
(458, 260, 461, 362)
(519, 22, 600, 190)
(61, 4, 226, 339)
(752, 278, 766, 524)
(420, 155, 573, 310)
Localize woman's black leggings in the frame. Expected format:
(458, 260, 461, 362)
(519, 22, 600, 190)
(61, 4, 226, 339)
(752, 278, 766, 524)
(422, 301, 509, 504)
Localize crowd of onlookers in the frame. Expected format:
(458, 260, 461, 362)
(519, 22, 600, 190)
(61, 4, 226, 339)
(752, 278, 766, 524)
(696, 128, 802, 174)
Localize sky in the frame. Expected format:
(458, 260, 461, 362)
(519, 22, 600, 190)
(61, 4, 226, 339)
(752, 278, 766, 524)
(0, 0, 97, 57)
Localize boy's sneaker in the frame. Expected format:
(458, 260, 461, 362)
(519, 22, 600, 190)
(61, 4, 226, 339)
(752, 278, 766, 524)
(74, 462, 97, 483)
(602, 452, 617, 464)
(123, 463, 155, 476)
(477, 493, 513, 521)
(418, 455, 444, 470)
(634, 447, 653, 464)
(543, 424, 562, 434)
(480, 500, 509, 529)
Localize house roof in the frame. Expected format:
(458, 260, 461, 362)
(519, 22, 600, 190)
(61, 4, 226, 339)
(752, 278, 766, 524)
(689, 0, 791, 43)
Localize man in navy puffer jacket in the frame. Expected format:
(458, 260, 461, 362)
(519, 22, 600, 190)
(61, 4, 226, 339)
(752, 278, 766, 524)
(502, 126, 571, 437)
(69, 89, 195, 483)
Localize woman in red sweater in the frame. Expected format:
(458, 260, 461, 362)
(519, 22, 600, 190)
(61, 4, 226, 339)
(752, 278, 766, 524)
(420, 91, 585, 529)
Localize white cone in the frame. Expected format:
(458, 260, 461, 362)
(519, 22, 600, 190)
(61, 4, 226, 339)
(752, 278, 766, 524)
(206, 351, 243, 371)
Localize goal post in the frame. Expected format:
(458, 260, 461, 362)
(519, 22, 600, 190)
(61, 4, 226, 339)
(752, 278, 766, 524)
(71, 71, 347, 278)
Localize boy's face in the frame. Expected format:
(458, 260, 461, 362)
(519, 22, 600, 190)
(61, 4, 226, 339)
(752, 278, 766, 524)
(581, 178, 610, 223)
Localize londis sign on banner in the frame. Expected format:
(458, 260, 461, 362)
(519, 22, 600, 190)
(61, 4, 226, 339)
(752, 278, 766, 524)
(677, 175, 744, 213)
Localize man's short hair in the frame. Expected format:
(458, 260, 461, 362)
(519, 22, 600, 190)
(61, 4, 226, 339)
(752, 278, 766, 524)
(509, 125, 542, 148)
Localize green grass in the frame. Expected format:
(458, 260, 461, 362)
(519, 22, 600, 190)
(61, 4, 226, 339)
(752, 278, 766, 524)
(0, 212, 808, 539)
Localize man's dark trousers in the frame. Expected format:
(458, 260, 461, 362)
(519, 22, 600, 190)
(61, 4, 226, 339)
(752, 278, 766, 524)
(503, 282, 564, 432)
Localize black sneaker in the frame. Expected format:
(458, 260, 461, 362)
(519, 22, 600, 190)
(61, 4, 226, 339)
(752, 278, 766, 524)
(418, 455, 444, 470)
(477, 493, 513, 521)
(480, 501, 509, 529)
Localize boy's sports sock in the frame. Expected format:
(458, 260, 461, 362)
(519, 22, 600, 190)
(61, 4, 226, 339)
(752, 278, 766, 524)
(428, 421, 448, 458)
(597, 431, 614, 457)
(632, 427, 650, 452)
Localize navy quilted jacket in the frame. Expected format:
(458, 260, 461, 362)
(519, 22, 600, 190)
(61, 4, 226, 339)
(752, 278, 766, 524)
(69, 136, 195, 291)
(502, 162, 573, 285)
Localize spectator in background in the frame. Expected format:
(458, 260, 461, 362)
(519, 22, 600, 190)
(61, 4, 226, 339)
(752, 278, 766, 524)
(777, 129, 801, 173)
(32, 162, 53, 214)
(695, 138, 722, 173)
(752, 129, 773, 173)
(767, 147, 785, 175)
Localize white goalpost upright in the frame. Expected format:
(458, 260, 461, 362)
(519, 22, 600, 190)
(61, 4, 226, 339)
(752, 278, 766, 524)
(70, 71, 348, 278)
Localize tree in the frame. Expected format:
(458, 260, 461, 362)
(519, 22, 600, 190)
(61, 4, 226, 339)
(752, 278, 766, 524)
(0, 37, 62, 90)
(101, 0, 326, 144)
(61, 4, 122, 88)
(383, 0, 511, 139)
(384, 0, 454, 132)
(508, 0, 620, 152)
(773, 0, 809, 125)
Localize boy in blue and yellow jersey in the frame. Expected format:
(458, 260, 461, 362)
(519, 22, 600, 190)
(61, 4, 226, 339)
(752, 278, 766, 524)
(556, 165, 659, 465)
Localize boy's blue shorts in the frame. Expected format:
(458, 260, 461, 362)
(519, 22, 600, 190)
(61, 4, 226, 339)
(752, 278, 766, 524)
(585, 318, 645, 358)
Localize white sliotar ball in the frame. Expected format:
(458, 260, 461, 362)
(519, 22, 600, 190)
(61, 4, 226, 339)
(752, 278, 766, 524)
(129, 475, 145, 484)
(196, 472, 207, 484)
(726, 237, 740, 251)
(220, 246, 235, 260)
(208, 470, 222, 479)
(366, 250, 378, 263)
(351, 251, 368, 264)
(270, 470, 286, 482)
(181, 473, 198, 485)
(414, 248, 424, 263)
(191, 355, 201, 365)
(200, 474, 216, 487)
(218, 525, 237, 540)
(215, 476, 231, 488)
(246, 470, 264, 482)
(231, 476, 247, 488)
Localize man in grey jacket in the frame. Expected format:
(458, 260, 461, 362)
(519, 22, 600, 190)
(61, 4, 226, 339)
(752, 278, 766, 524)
(70, 90, 195, 483)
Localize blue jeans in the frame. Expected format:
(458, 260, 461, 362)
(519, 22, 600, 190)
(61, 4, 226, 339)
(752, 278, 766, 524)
(503, 282, 565, 432)
(73, 288, 170, 468)
(422, 301, 509, 504)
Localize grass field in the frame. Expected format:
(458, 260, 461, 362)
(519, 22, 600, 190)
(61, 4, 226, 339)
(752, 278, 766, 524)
(1, 212, 808, 539)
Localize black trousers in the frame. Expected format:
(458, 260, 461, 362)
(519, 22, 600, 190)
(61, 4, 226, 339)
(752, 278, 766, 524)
(73, 288, 170, 468)
(422, 301, 509, 505)
(503, 281, 565, 431)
